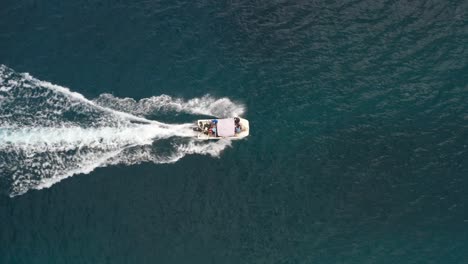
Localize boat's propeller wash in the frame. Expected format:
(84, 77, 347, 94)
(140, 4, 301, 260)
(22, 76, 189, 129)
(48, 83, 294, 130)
(0, 65, 246, 197)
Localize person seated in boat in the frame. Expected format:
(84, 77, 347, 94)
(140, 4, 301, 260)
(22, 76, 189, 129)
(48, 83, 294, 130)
(234, 117, 242, 134)
(208, 124, 217, 136)
(210, 126, 217, 136)
(209, 119, 218, 136)
(235, 124, 241, 134)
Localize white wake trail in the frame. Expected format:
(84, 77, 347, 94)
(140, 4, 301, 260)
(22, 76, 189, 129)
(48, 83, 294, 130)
(0, 65, 242, 197)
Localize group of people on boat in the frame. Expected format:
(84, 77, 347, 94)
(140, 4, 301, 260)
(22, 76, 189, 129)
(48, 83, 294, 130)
(206, 118, 243, 137)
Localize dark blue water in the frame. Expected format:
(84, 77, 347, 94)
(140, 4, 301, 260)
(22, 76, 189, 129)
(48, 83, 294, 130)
(1, 0, 468, 263)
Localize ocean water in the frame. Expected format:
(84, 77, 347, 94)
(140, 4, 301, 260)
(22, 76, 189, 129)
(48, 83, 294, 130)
(0, 0, 467, 263)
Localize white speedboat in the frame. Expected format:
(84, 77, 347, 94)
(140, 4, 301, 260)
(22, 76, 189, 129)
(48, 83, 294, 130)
(193, 117, 249, 139)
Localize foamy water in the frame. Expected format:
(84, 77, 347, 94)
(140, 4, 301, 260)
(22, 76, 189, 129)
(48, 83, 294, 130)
(0, 65, 243, 197)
